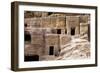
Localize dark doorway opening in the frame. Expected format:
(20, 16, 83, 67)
(48, 12, 53, 15)
(65, 29, 67, 34)
(24, 55, 39, 61)
(57, 29, 61, 34)
(49, 46, 54, 55)
(24, 23, 27, 27)
(24, 31, 31, 42)
(71, 27, 75, 35)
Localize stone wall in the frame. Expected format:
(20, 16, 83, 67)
(56, 16, 66, 29)
(45, 34, 58, 45)
(79, 15, 90, 23)
(80, 23, 89, 35)
(25, 16, 66, 29)
(45, 34, 59, 56)
(66, 16, 80, 35)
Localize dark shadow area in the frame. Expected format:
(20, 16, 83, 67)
(49, 46, 54, 55)
(24, 55, 39, 61)
(71, 27, 75, 35)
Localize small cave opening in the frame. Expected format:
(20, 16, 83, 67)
(24, 31, 31, 42)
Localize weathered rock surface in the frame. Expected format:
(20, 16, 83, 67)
(56, 34, 90, 60)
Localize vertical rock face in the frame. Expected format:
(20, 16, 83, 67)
(24, 11, 90, 61)
(45, 34, 58, 45)
(56, 16, 66, 29)
(45, 34, 59, 56)
(80, 23, 89, 35)
(67, 16, 80, 27)
(34, 12, 42, 17)
(79, 15, 90, 23)
(24, 43, 33, 55)
(66, 16, 80, 35)
(50, 16, 57, 28)
(41, 17, 51, 28)
(42, 12, 48, 17)
(31, 34, 43, 44)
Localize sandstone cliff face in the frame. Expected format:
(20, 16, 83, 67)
(24, 11, 90, 61)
